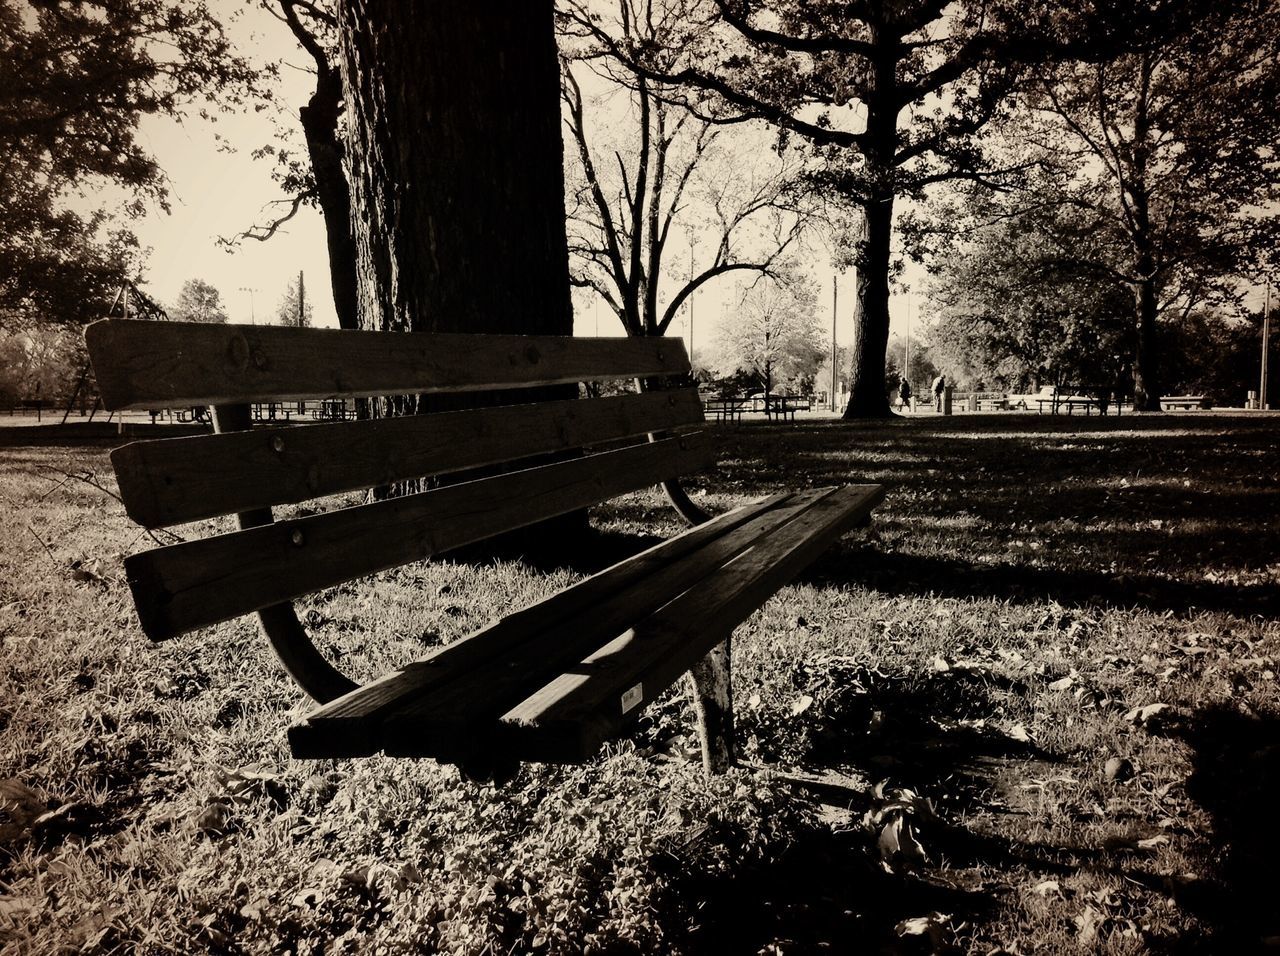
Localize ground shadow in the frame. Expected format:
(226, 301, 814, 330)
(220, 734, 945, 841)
(805, 542, 1280, 617)
(1171, 704, 1280, 951)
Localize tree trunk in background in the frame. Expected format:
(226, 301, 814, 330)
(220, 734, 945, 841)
(1132, 273, 1162, 411)
(299, 59, 358, 331)
(842, 193, 894, 418)
(336, 0, 572, 337)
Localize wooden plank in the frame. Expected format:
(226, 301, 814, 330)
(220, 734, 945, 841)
(287, 493, 793, 758)
(500, 483, 886, 762)
(112, 389, 705, 528)
(86, 320, 691, 410)
(125, 433, 715, 641)
(377, 489, 845, 761)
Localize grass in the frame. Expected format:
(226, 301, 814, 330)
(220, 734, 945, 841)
(1, 412, 1278, 953)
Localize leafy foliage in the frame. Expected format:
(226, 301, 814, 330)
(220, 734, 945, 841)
(922, 0, 1280, 407)
(170, 279, 229, 324)
(0, 0, 268, 329)
(709, 274, 824, 393)
(0, 326, 84, 404)
(273, 274, 315, 328)
(924, 194, 1132, 393)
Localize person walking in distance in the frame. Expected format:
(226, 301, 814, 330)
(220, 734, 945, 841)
(932, 373, 946, 412)
(898, 376, 912, 411)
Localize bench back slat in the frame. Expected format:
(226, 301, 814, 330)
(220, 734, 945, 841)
(126, 432, 715, 641)
(87, 320, 690, 410)
(112, 388, 704, 528)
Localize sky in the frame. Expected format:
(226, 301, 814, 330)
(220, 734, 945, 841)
(94, 0, 933, 358)
(117, 1, 338, 328)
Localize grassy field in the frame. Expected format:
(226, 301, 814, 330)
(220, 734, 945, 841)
(1, 413, 1278, 954)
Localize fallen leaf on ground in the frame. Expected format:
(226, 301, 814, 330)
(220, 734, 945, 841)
(895, 911, 952, 949)
(1124, 702, 1170, 724)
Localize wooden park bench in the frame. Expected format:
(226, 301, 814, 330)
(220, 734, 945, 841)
(85, 320, 884, 780)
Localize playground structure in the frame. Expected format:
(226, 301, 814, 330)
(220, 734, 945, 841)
(61, 282, 169, 425)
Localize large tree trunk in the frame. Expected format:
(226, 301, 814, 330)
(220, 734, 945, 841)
(1132, 270, 1162, 411)
(842, 191, 894, 419)
(337, 0, 573, 337)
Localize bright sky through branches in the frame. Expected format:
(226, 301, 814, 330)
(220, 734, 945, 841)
(64, 0, 944, 352)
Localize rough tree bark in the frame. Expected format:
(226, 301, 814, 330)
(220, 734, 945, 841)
(336, 0, 573, 336)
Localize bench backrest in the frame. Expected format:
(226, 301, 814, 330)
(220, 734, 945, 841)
(86, 320, 709, 644)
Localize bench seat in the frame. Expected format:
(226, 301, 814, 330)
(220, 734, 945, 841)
(289, 484, 882, 765)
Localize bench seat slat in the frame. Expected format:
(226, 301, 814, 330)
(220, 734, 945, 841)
(287, 485, 884, 764)
(113, 389, 705, 528)
(382, 489, 847, 761)
(287, 492, 794, 758)
(87, 320, 690, 410)
(126, 433, 715, 640)
(497, 483, 885, 762)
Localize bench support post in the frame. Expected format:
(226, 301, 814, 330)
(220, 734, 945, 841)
(688, 638, 734, 774)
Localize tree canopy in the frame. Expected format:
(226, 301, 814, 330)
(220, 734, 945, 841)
(569, 0, 1156, 415)
(171, 278, 229, 324)
(0, 0, 266, 330)
(710, 274, 824, 396)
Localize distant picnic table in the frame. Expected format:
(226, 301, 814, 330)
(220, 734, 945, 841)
(1161, 395, 1212, 410)
(705, 394, 808, 422)
(1036, 396, 1104, 415)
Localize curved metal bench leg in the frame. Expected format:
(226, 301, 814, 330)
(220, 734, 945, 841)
(688, 638, 734, 774)
(212, 404, 359, 704)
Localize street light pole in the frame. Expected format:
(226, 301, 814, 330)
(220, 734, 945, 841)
(239, 286, 259, 325)
(831, 274, 838, 412)
(688, 241, 696, 368)
(1263, 279, 1272, 410)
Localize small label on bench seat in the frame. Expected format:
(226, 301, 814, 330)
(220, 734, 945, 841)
(621, 683, 644, 714)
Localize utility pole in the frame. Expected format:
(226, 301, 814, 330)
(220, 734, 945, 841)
(298, 271, 306, 327)
(831, 274, 838, 412)
(905, 296, 912, 381)
(1263, 279, 1272, 410)
(688, 241, 696, 368)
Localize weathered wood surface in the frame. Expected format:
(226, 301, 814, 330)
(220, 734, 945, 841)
(500, 483, 885, 762)
(383, 491, 840, 760)
(287, 493, 790, 758)
(126, 433, 714, 641)
(86, 320, 691, 410)
(113, 389, 704, 528)
(288, 485, 885, 764)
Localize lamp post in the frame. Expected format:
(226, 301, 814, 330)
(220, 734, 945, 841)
(831, 275, 838, 412)
(238, 286, 259, 324)
(687, 232, 696, 368)
(1262, 280, 1271, 410)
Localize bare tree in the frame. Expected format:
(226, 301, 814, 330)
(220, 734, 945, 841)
(221, 0, 358, 330)
(560, 0, 807, 338)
